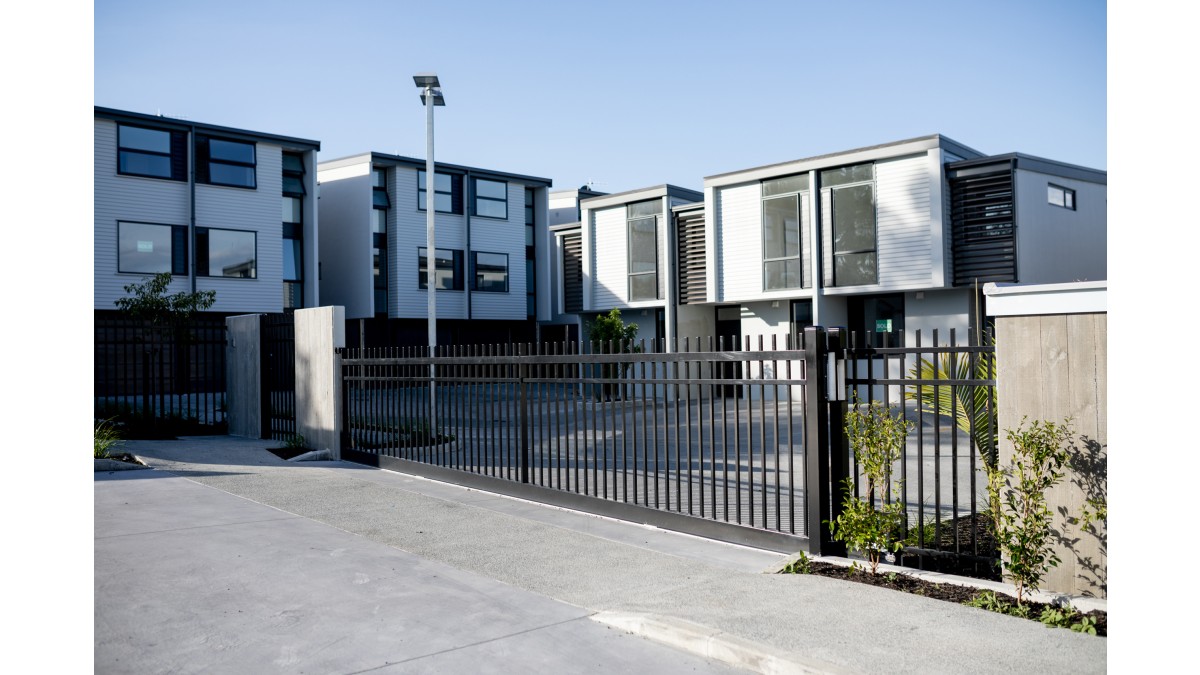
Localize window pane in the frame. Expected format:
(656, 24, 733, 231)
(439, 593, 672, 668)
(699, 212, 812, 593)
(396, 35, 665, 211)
(476, 198, 506, 219)
(283, 281, 302, 310)
(282, 154, 304, 174)
(282, 196, 302, 223)
(473, 252, 508, 292)
(764, 259, 801, 290)
(629, 217, 657, 273)
(526, 224, 534, 246)
(526, 258, 535, 293)
(418, 170, 452, 193)
(206, 229, 256, 278)
(283, 238, 301, 281)
(834, 252, 876, 286)
(630, 273, 658, 301)
(119, 126, 171, 153)
(373, 168, 387, 188)
(475, 179, 507, 200)
(762, 173, 809, 196)
(373, 208, 387, 233)
(208, 138, 255, 164)
(821, 163, 873, 187)
(118, 222, 173, 273)
(282, 176, 305, 195)
(763, 195, 800, 258)
(119, 151, 172, 178)
(628, 199, 661, 219)
(832, 184, 875, 253)
(434, 192, 452, 213)
(418, 248, 460, 290)
(210, 163, 256, 188)
(373, 189, 390, 208)
(1064, 191, 1074, 209)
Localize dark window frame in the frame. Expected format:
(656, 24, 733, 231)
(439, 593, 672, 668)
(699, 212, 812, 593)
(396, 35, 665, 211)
(417, 247, 465, 291)
(471, 251, 510, 293)
(1048, 183, 1076, 210)
(761, 174, 807, 291)
(472, 177, 509, 220)
(116, 124, 186, 181)
(195, 226, 257, 279)
(824, 163, 878, 287)
(627, 199, 662, 301)
(196, 135, 257, 189)
(417, 170, 462, 214)
(117, 220, 188, 275)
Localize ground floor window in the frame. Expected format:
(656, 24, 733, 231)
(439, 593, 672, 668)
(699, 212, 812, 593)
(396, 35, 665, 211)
(847, 293, 904, 347)
(196, 228, 256, 278)
(418, 247, 464, 291)
(117, 221, 187, 275)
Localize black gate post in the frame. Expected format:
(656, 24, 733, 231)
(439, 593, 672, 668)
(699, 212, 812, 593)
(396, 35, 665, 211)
(519, 343, 530, 484)
(804, 326, 849, 556)
(825, 327, 849, 557)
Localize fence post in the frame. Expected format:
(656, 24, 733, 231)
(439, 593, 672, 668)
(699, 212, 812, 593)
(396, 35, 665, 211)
(804, 326, 848, 556)
(519, 343, 530, 483)
(826, 328, 849, 557)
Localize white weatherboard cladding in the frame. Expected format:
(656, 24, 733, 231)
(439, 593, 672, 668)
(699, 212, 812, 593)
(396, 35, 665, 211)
(591, 205, 627, 309)
(95, 119, 190, 308)
(314, 170, 372, 319)
(874, 154, 933, 288)
(393, 166, 465, 319)
(195, 144, 283, 313)
(715, 182, 762, 301)
(469, 181, 527, 320)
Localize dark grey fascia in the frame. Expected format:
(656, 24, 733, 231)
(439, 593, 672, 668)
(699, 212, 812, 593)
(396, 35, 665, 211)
(946, 153, 1106, 185)
(94, 106, 321, 151)
(364, 151, 552, 188)
(704, 134, 985, 188)
(580, 184, 702, 210)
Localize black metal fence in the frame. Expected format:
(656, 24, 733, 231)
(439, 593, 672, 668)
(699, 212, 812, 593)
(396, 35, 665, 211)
(261, 313, 296, 441)
(843, 328, 997, 577)
(94, 314, 227, 429)
(335, 326, 996, 567)
(340, 331, 832, 552)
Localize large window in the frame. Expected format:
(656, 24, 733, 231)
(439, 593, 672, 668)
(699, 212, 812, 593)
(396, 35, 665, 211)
(418, 247, 464, 290)
(823, 163, 876, 287)
(627, 199, 661, 301)
(762, 173, 807, 290)
(417, 170, 462, 214)
(472, 251, 509, 292)
(117, 125, 186, 181)
(282, 151, 305, 309)
(196, 228, 256, 278)
(473, 178, 508, 219)
(118, 221, 187, 274)
(197, 136, 257, 189)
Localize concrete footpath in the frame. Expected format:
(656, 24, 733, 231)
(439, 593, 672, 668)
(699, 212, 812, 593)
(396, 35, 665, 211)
(95, 436, 1106, 674)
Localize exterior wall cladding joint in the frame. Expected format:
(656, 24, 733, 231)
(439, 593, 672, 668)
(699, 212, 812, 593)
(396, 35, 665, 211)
(549, 134, 1105, 353)
(94, 106, 321, 315)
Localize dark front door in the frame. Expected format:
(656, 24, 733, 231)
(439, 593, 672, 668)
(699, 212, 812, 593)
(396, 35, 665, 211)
(715, 306, 742, 398)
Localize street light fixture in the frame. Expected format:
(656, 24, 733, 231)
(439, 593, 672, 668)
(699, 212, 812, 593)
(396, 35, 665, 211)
(414, 72, 444, 420)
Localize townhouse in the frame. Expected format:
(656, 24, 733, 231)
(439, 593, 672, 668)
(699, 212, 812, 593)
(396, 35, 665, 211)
(316, 152, 552, 345)
(94, 106, 321, 315)
(546, 135, 1106, 352)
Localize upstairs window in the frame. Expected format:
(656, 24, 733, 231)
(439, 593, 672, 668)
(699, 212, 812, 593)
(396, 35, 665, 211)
(823, 163, 877, 287)
(627, 199, 661, 301)
(1048, 184, 1076, 210)
(282, 152, 306, 196)
(373, 167, 390, 208)
(196, 136, 257, 189)
(762, 173, 808, 290)
(473, 178, 508, 219)
(417, 170, 462, 214)
(117, 124, 186, 181)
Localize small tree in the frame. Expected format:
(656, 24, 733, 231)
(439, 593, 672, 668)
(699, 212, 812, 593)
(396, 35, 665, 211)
(114, 272, 216, 327)
(587, 309, 639, 400)
(829, 398, 913, 574)
(993, 417, 1073, 605)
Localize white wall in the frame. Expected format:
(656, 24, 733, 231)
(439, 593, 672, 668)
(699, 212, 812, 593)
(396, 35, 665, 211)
(904, 288, 971, 346)
(591, 205, 628, 309)
(316, 164, 373, 319)
(715, 182, 761, 302)
(1014, 169, 1107, 284)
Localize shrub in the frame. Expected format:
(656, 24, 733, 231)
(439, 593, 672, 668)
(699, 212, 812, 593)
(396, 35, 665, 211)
(587, 309, 640, 401)
(829, 399, 913, 574)
(991, 417, 1073, 605)
(94, 418, 123, 459)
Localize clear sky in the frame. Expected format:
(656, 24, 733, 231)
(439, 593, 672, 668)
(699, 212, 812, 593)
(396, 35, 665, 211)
(94, 0, 1106, 194)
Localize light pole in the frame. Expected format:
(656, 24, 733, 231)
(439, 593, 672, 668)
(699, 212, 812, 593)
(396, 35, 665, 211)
(414, 72, 444, 422)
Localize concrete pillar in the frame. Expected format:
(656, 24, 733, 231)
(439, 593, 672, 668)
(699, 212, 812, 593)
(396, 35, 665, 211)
(295, 306, 346, 458)
(225, 314, 263, 438)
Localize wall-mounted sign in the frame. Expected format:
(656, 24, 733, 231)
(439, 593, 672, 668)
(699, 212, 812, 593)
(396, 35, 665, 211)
(875, 319, 893, 332)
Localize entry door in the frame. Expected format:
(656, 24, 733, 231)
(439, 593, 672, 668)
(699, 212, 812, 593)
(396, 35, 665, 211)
(714, 306, 742, 398)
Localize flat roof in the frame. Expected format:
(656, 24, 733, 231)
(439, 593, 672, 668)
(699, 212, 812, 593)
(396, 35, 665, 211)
(946, 153, 1106, 185)
(579, 184, 703, 209)
(95, 106, 320, 151)
(318, 152, 552, 188)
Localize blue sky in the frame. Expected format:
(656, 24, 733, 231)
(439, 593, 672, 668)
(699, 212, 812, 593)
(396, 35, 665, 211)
(94, 0, 1106, 193)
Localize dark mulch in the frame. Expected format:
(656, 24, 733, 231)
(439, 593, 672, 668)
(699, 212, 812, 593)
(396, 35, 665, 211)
(898, 513, 1003, 582)
(786, 560, 1106, 636)
(98, 453, 146, 466)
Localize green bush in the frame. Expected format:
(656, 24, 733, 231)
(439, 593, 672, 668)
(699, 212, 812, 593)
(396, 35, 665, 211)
(829, 399, 913, 574)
